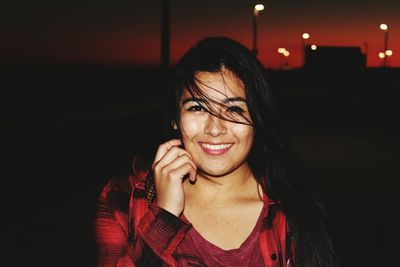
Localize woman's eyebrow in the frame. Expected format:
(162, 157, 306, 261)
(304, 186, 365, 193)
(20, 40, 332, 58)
(181, 97, 206, 105)
(181, 97, 246, 105)
(223, 97, 247, 103)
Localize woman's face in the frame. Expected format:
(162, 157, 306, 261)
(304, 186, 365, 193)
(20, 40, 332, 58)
(179, 69, 254, 177)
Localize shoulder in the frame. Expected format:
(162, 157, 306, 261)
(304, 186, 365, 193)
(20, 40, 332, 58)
(99, 157, 151, 212)
(99, 176, 134, 213)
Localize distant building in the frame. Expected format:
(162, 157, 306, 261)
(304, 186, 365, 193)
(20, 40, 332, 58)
(304, 46, 366, 71)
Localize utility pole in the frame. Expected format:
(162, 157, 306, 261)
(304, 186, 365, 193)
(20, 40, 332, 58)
(161, 0, 170, 79)
(379, 23, 389, 67)
(383, 29, 389, 67)
(252, 3, 264, 55)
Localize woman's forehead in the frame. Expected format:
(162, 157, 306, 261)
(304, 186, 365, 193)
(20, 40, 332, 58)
(186, 70, 245, 99)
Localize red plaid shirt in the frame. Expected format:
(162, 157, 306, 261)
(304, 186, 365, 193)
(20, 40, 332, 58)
(95, 163, 294, 267)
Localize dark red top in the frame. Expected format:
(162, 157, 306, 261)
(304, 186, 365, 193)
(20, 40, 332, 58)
(95, 161, 294, 266)
(175, 206, 266, 266)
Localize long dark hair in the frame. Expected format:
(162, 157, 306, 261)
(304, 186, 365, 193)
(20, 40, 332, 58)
(165, 36, 338, 267)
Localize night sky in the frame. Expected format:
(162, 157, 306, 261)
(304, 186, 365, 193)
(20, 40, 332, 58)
(2, 0, 399, 68)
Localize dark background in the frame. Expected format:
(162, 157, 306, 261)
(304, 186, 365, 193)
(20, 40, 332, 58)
(2, 65, 399, 266)
(2, 1, 400, 266)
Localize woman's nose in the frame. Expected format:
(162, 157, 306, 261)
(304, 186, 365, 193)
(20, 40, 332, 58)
(204, 114, 227, 136)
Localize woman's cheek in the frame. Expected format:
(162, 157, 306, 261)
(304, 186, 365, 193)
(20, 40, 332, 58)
(180, 114, 202, 141)
(234, 124, 254, 147)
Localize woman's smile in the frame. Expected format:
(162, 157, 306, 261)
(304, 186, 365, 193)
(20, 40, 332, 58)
(198, 142, 234, 155)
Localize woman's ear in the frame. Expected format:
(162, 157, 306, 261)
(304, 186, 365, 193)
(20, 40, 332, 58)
(172, 121, 178, 130)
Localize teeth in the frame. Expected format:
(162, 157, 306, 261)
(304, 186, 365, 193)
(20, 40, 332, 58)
(201, 143, 232, 150)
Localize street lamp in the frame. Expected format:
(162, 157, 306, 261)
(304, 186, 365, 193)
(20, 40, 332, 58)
(378, 52, 386, 66)
(302, 33, 310, 40)
(277, 48, 286, 54)
(255, 4, 264, 11)
(278, 48, 289, 69)
(385, 50, 393, 57)
(379, 23, 389, 67)
(385, 49, 393, 66)
(252, 3, 264, 55)
(378, 48, 393, 66)
(283, 50, 290, 69)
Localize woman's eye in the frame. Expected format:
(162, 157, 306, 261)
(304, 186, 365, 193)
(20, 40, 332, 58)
(227, 106, 244, 113)
(187, 105, 206, 112)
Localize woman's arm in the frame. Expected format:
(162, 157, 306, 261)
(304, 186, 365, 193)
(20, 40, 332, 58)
(95, 176, 192, 267)
(95, 177, 141, 267)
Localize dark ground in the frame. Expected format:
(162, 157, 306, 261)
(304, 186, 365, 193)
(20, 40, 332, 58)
(1, 65, 399, 266)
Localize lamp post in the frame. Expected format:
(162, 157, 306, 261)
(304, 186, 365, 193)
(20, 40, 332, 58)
(379, 23, 389, 67)
(385, 49, 393, 66)
(283, 50, 290, 69)
(378, 52, 385, 66)
(301, 32, 310, 67)
(161, 0, 170, 87)
(278, 48, 289, 69)
(252, 3, 264, 55)
(378, 51, 393, 67)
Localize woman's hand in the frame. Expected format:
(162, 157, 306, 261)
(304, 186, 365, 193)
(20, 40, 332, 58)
(152, 139, 197, 217)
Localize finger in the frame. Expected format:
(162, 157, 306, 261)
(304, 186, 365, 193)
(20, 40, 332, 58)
(154, 146, 191, 170)
(163, 154, 197, 174)
(153, 139, 181, 167)
(169, 163, 197, 182)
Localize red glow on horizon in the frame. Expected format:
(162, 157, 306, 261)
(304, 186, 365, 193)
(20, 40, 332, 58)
(168, 37, 400, 70)
(2, 2, 399, 69)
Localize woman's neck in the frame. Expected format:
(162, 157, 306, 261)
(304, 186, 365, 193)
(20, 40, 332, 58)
(184, 163, 260, 204)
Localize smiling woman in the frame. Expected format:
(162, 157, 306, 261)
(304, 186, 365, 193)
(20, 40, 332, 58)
(178, 70, 254, 178)
(95, 37, 338, 267)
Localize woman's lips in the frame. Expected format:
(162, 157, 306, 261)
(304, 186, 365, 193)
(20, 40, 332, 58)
(199, 143, 233, 155)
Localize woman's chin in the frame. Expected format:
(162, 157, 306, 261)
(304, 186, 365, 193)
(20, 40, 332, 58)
(197, 165, 235, 178)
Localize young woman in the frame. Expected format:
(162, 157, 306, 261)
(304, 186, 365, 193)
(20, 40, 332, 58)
(96, 37, 338, 267)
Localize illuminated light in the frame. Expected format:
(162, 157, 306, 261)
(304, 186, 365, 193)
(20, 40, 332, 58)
(380, 23, 388, 31)
(277, 48, 286, 54)
(311, 45, 317, 50)
(378, 52, 385, 59)
(283, 51, 290, 57)
(302, 33, 310, 40)
(385, 50, 393, 56)
(254, 4, 264, 11)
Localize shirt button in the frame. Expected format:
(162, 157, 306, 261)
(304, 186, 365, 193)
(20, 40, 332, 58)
(271, 253, 277, 261)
